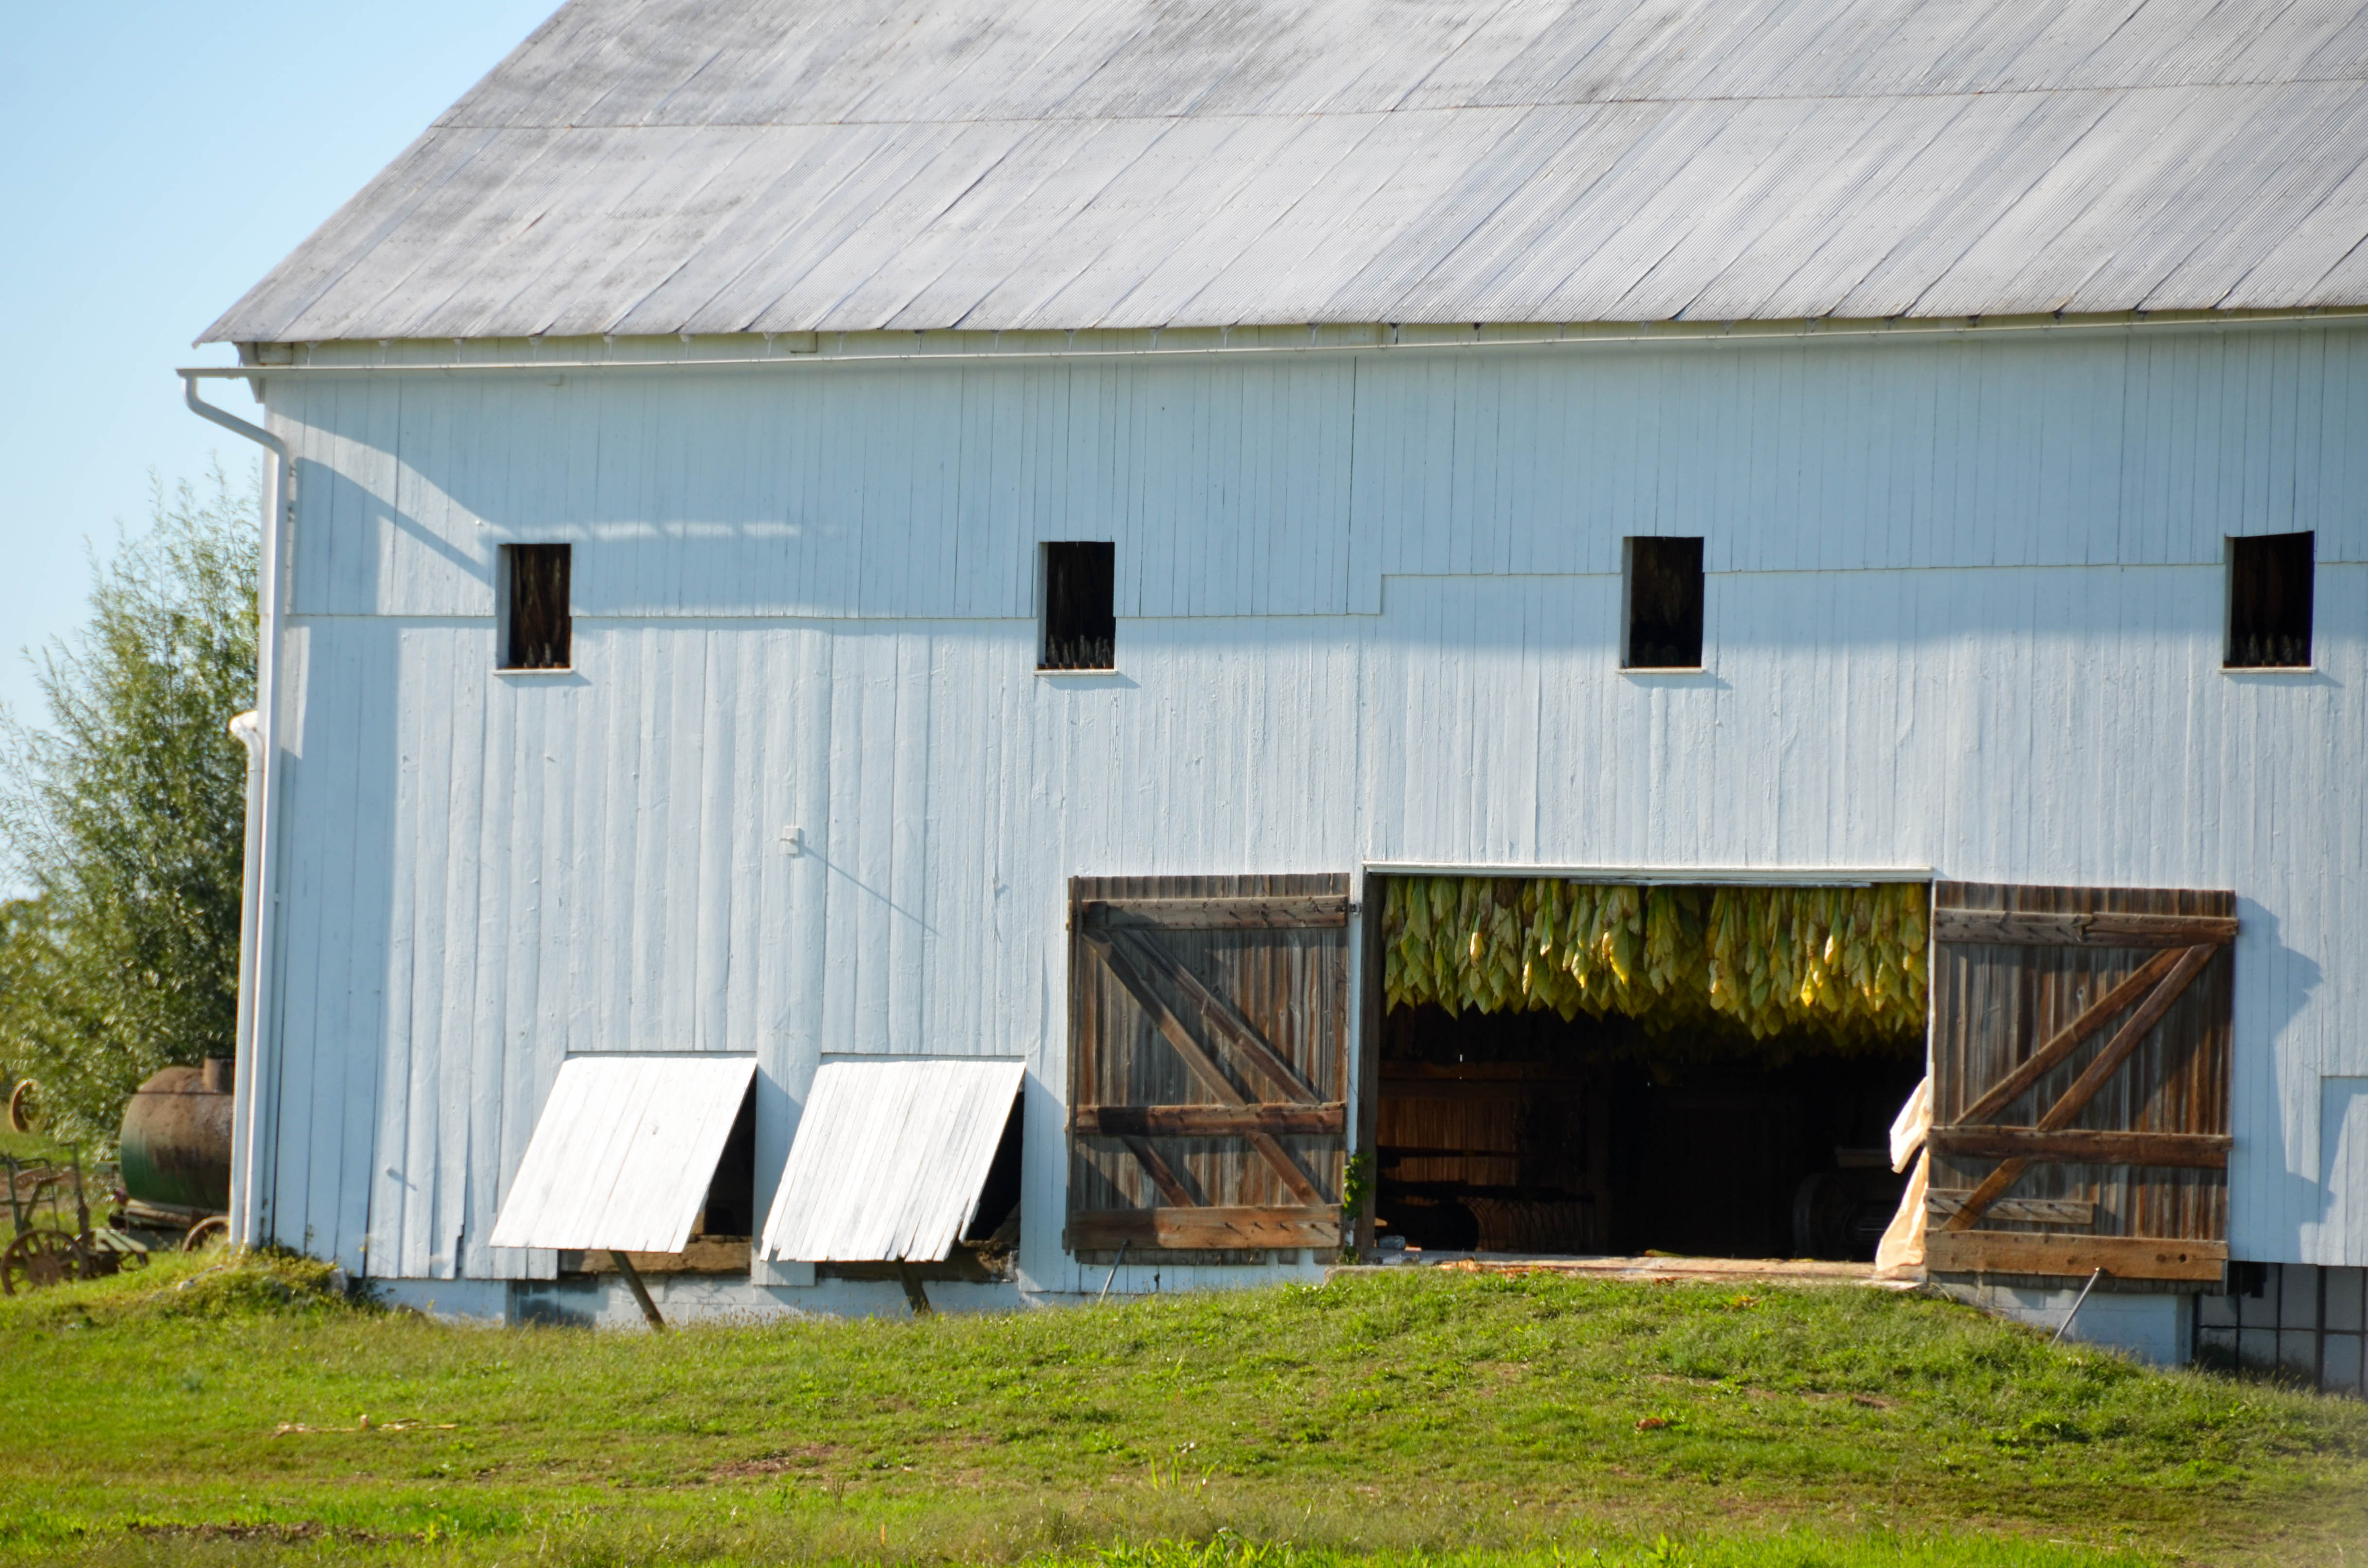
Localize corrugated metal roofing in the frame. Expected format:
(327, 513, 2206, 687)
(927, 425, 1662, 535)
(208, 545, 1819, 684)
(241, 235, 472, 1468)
(487, 1055, 756, 1253)
(205, 0, 2368, 343)
(759, 1059, 1024, 1263)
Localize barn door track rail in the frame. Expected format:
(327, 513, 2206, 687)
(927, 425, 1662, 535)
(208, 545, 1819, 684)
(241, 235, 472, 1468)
(1926, 893, 2235, 1282)
(1067, 880, 1350, 1254)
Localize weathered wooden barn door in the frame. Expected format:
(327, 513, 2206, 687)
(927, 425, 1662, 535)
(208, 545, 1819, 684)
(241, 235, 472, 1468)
(1925, 883, 2237, 1281)
(1065, 874, 1350, 1253)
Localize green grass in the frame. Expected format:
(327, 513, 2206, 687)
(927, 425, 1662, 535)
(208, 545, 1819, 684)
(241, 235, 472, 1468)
(0, 1252, 2361, 1566)
(0, 1128, 75, 1164)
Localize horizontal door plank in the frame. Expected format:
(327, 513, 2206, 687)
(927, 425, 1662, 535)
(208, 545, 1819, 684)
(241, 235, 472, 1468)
(1929, 1127, 2230, 1168)
(1932, 909, 2238, 948)
(1925, 1231, 2228, 1282)
(1074, 1103, 1347, 1136)
(1928, 1193, 2096, 1227)
(1064, 1206, 1341, 1252)
(1081, 896, 1351, 931)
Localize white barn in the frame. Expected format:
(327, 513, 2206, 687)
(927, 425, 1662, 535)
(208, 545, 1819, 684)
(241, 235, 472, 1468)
(189, 0, 2368, 1379)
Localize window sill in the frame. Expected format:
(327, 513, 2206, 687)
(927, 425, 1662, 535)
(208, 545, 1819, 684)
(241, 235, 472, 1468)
(2221, 664, 2316, 675)
(1036, 665, 1119, 677)
(1621, 665, 1707, 676)
(495, 666, 577, 677)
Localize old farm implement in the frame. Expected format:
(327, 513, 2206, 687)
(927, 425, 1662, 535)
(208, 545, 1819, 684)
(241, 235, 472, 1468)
(2, 1153, 150, 1295)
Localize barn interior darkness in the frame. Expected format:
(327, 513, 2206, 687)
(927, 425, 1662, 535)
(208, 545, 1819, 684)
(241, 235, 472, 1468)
(1374, 880, 1926, 1261)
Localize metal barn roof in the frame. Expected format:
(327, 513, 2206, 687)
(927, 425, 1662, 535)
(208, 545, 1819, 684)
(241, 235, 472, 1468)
(207, 0, 2368, 344)
(759, 1059, 1023, 1263)
(488, 1055, 756, 1253)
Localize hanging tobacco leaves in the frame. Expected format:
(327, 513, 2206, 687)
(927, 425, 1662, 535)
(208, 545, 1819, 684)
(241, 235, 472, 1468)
(1382, 878, 1927, 1047)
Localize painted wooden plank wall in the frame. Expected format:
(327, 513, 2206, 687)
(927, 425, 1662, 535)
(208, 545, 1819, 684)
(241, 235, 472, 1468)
(254, 323, 2368, 1285)
(273, 327, 2368, 628)
(263, 562, 2365, 1282)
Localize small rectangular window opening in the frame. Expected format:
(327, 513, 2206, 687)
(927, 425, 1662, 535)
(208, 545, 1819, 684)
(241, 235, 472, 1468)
(1624, 536, 1704, 669)
(504, 543, 572, 670)
(1039, 541, 1115, 671)
(2226, 531, 2313, 669)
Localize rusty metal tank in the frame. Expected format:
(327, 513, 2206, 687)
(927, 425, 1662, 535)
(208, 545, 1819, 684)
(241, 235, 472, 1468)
(118, 1058, 233, 1219)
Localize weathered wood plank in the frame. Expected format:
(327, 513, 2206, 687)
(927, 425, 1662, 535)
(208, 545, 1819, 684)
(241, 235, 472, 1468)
(1110, 927, 1321, 1103)
(1075, 1103, 1347, 1135)
(1120, 1136, 1198, 1206)
(1063, 1205, 1341, 1251)
(1932, 909, 2238, 947)
(571, 1236, 752, 1275)
(1081, 896, 1351, 931)
(1927, 1193, 2096, 1226)
(1924, 1231, 2228, 1281)
(1083, 932, 1250, 1108)
(2035, 945, 2218, 1134)
(1081, 931, 1326, 1203)
(1928, 1128, 2231, 1167)
(1951, 947, 2186, 1128)
(1941, 933, 2221, 1233)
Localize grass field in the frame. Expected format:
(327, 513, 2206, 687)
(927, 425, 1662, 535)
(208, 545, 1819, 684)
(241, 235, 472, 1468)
(0, 1250, 2362, 1566)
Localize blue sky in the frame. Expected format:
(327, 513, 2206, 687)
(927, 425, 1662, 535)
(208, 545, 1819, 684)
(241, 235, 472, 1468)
(0, 0, 557, 732)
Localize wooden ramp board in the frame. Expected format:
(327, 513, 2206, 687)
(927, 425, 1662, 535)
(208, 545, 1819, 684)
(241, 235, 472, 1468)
(1331, 1254, 1877, 1285)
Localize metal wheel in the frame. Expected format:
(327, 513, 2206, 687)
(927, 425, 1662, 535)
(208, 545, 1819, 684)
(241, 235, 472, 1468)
(181, 1216, 230, 1253)
(5, 1078, 38, 1135)
(1, 1228, 76, 1295)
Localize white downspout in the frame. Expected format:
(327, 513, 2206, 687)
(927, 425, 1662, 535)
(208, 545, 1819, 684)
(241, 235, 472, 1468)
(226, 709, 266, 1243)
(183, 373, 289, 1249)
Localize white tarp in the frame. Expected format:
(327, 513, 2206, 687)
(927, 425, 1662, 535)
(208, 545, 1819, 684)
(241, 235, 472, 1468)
(760, 1059, 1024, 1263)
(489, 1055, 756, 1253)
(1874, 1075, 1933, 1279)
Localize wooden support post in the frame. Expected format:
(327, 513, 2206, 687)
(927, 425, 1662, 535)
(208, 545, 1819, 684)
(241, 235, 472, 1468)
(895, 1262, 932, 1316)
(610, 1249, 666, 1331)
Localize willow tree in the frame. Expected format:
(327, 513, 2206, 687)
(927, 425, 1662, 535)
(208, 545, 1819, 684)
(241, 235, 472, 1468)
(0, 469, 258, 1140)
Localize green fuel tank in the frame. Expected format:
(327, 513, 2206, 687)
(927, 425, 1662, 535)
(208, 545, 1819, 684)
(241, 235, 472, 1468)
(118, 1059, 233, 1218)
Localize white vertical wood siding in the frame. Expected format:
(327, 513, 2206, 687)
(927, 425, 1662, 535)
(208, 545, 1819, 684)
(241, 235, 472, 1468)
(258, 325, 2368, 1284)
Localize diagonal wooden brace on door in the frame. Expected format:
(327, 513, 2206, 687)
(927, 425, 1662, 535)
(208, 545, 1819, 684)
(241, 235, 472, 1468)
(1943, 942, 2217, 1233)
(1104, 925, 1322, 1103)
(1080, 929, 1328, 1205)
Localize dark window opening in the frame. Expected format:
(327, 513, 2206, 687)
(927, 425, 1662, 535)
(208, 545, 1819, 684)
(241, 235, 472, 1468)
(2227, 531, 2313, 668)
(962, 1097, 1025, 1245)
(504, 543, 572, 670)
(1624, 536, 1704, 669)
(696, 1083, 757, 1238)
(1040, 541, 1115, 670)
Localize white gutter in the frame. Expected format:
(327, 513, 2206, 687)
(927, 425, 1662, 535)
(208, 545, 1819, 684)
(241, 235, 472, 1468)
(182, 374, 290, 1250)
(175, 305, 2368, 382)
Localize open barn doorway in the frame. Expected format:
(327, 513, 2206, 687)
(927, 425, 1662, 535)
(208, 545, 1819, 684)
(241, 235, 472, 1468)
(1369, 877, 1929, 1262)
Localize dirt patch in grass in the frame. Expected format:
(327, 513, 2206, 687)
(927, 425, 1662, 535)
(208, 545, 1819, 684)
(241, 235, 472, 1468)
(709, 1444, 842, 1480)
